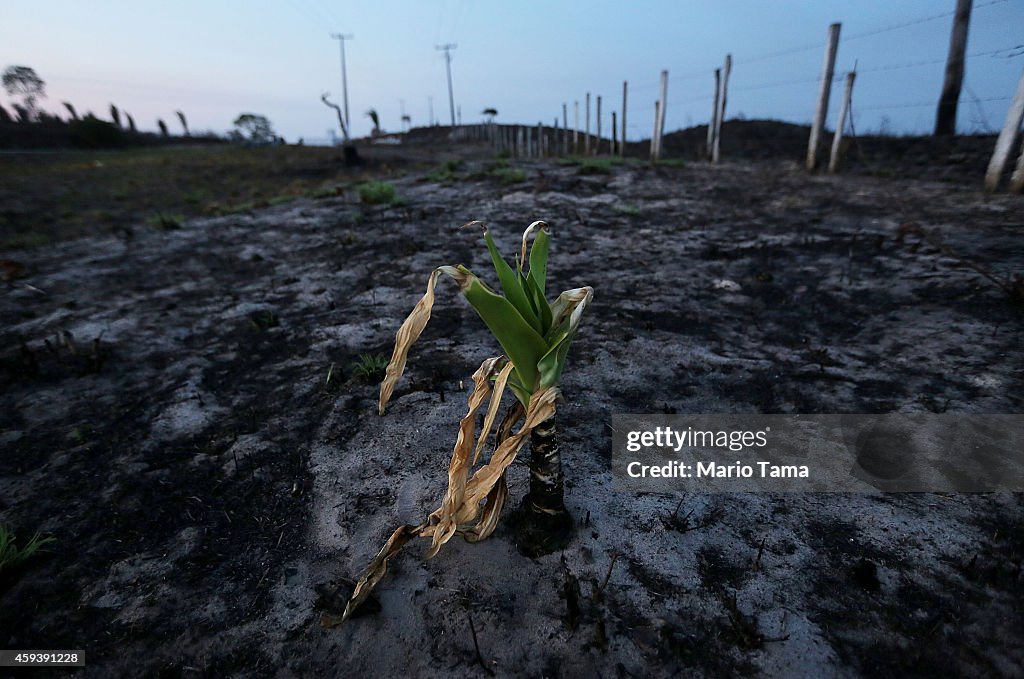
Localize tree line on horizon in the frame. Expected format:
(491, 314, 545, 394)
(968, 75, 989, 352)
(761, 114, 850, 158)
(1, 65, 283, 149)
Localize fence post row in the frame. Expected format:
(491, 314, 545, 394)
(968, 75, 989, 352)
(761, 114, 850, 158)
(470, 16, 1016, 188)
(807, 22, 842, 171)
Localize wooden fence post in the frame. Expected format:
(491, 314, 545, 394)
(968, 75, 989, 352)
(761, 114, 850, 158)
(585, 93, 591, 155)
(807, 22, 842, 171)
(596, 95, 602, 155)
(574, 101, 579, 154)
(562, 103, 568, 155)
(712, 56, 731, 163)
(935, 0, 972, 136)
(829, 70, 857, 173)
(985, 67, 1024, 192)
(654, 70, 669, 160)
(650, 101, 660, 161)
(707, 68, 720, 159)
(1011, 143, 1024, 193)
(621, 81, 628, 158)
(612, 111, 618, 155)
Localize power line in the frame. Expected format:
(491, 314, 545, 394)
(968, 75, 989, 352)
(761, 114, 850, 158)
(855, 96, 1010, 111)
(661, 0, 1015, 84)
(712, 43, 1024, 97)
(843, 0, 1011, 42)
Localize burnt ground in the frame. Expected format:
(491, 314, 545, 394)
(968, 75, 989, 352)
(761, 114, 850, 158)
(1, 147, 1022, 678)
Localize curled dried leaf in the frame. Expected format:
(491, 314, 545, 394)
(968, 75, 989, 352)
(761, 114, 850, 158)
(520, 220, 548, 269)
(473, 361, 515, 465)
(428, 357, 505, 557)
(341, 523, 424, 621)
(378, 266, 464, 415)
(343, 361, 559, 621)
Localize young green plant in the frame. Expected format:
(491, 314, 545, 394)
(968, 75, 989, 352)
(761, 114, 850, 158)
(338, 220, 592, 622)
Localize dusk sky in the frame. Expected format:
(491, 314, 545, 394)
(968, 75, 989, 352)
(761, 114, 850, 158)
(3, 1, 1023, 143)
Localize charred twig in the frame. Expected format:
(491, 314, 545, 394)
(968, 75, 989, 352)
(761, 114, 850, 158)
(592, 553, 619, 603)
(467, 610, 494, 676)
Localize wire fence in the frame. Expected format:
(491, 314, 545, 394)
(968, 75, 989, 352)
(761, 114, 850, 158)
(606, 0, 1022, 142)
(459, 1, 1024, 191)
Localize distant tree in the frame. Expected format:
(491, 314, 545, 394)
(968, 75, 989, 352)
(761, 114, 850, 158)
(11, 103, 29, 123)
(175, 110, 189, 136)
(321, 92, 349, 142)
(0, 103, 11, 123)
(157, 118, 169, 137)
(2, 65, 46, 121)
(482, 107, 497, 123)
(366, 108, 381, 136)
(401, 114, 411, 131)
(110, 104, 122, 129)
(63, 102, 79, 121)
(232, 113, 276, 144)
(126, 113, 137, 133)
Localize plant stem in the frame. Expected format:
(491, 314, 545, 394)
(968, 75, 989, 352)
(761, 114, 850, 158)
(515, 419, 573, 557)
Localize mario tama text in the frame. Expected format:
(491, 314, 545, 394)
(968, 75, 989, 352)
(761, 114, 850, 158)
(626, 459, 808, 479)
(612, 414, 1024, 493)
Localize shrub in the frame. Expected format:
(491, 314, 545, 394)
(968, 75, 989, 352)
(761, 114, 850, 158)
(358, 181, 397, 205)
(148, 213, 183, 231)
(491, 167, 527, 185)
(351, 353, 389, 382)
(0, 524, 54, 573)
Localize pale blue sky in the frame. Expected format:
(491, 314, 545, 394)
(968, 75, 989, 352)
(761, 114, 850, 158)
(3, 1, 1022, 143)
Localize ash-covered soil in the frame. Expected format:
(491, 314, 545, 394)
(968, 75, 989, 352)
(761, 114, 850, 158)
(1, 154, 1022, 678)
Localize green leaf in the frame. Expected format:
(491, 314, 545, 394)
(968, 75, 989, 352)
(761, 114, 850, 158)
(538, 328, 577, 388)
(505, 372, 533, 408)
(457, 267, 548, 390)
(523, 270, 553, 336)
(484, 230, 542, 334)
(528, 227, 550, 296)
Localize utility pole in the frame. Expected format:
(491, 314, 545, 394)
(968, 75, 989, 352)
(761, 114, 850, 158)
(935, 0, 972, 136)
(436, 43, 457, 126)
(330, 33, 354, 139)
(428, 96, 434, 126)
